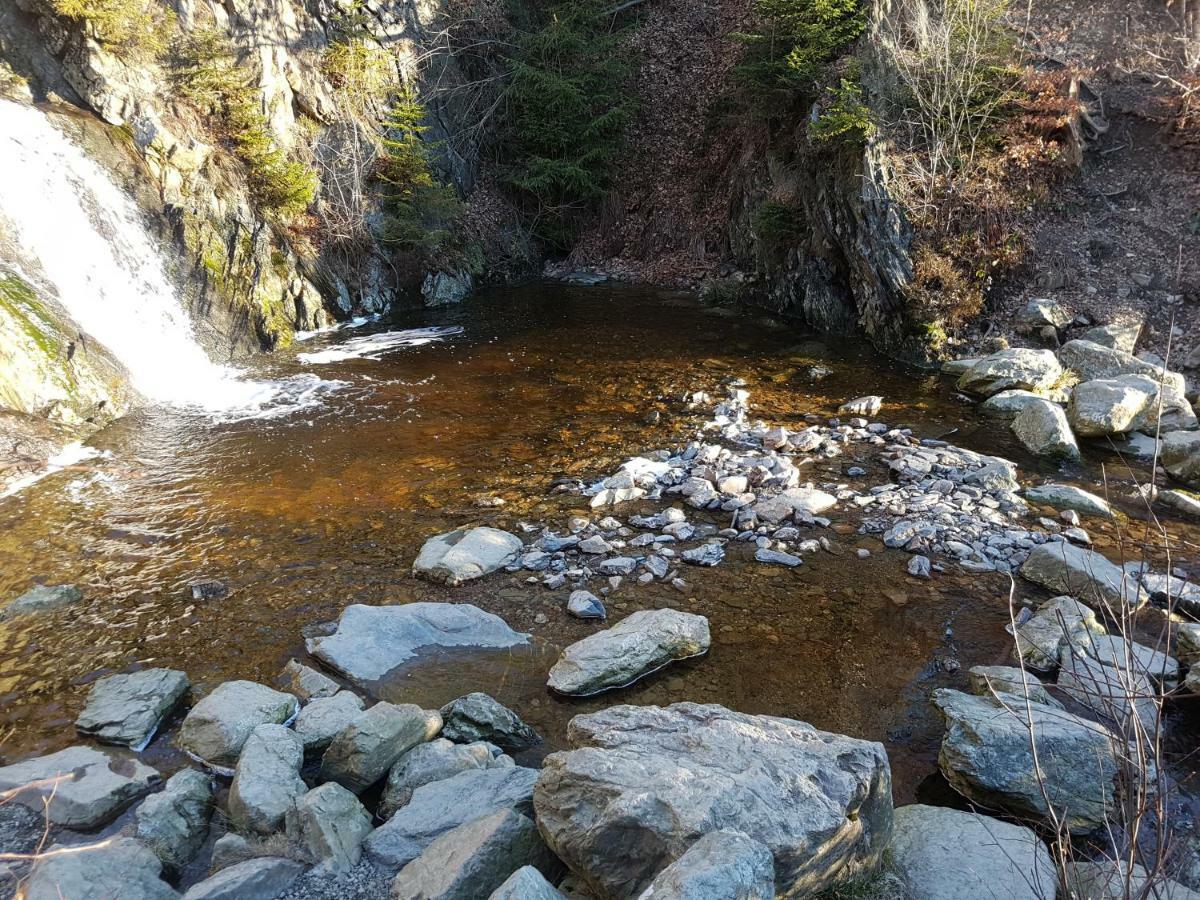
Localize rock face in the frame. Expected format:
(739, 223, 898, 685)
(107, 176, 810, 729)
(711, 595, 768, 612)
(380, 738, 510, 819)
(286, 782, 374, 874)
(1020, 541, 1145, 609)
(1068, 376, 1158, 436)
(1012, 399, 1080, 460)
(547, 609, 711, 696)
(933, 688, 1118, 834)
(534, 703, 892, 898)
(0, 744, 160, 828)
(292, 690, 365, 752)
(306, 602, 529, 683)
(1163, 431, 1200, 487)
(439, 693, 540, 752)
(181, 856, 304, 900)
(1023, 484, 1113, 518)
(488, 866, 565, 900)
(24, 836, 177, 900)
(885, 804, 1057, 900)
(413, 527, 523, 586)
(1058, 339, 1186, 394)
(76, 667, 190, 749)
(0, 583, 82, 619)
(178, 680, 298, 769)
(392, 808, 560, 900)
(957, 349, 1064, 396)
(320, 701, 431, 793)
(135, 768, 214, 871)
(639, 829, 775, 900)
(228, 724, 307, 834)
(364, 766, 540, 868)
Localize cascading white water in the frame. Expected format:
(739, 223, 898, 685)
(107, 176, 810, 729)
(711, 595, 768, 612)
(0, 99, 330, 415)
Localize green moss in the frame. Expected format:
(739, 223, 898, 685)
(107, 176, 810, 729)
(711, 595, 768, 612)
(0, 272, 62, 360)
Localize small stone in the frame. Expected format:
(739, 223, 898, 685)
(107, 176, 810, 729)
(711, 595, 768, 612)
(413, 527, 524, 586)
(278, 659, 339, 702)
(856, 548, 870, 559)
(907, 555, 931, 579)
(567, 590, 606, 620)
(639, 828, 775, 899)
(755, 548, 802, 567)
(839, 396, 883, 416)
(682, 543, 725, 566)
(189, 580, 228, 601)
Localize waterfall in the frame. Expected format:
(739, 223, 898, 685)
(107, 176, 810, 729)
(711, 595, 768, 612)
(0, 99, 330, 416)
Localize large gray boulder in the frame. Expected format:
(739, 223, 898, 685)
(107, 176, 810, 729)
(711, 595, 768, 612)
(885, 804, 1057, 900)
(306, 602, 529, 683)
(228, 724, 307, 834)
(489, 866, 565, 899)
(24, 836, 178, 900)
(320, 701, 433, 793)
(1023, 483, 1113, 518)
(1020, 541, 1146, 610)
(292, 690, 364, 752)
(135, 768, 214, 872)
(76, 668, 190, 749)
(178, 681, 299, 770)
(1012, 399, 1080, 460)
(1012, 595, 1107, 671)
(181, 857, 304, 900)
(1058, 339, 1186, 394)
(413, 527, 523, 586)
(391, 808, 560, 900)
(1163, 431, 1200, 487)
(534, 703, 892, 898)
(958, 349, 1064, 397)
(439, 693, 540, 752)
(639, 829, 775, 900)
(933, 688, 1119, 834)
(1068, 376, 1158, 436)
(979, 389, 1045, 420)
(364, 766, 540, 869)
(547, 610, 710, 696)
(286, 782, 373, 874)
(0, 744, 160, 828)
(750, 487, 836, 525)
(380, 738, 511, 819)
(0, 583, 81, 620)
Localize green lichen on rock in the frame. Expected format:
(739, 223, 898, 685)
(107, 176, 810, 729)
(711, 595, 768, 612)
(0, 271, 62, 362)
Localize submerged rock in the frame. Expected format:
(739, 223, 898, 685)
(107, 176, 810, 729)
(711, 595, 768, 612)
(547, 609, 710, 696)
(24, 836, 177, 900)
(306, 602, 529, 683)
(135, 768, 213, 872)
(178, 680, 298, 770)
(534, 703, 892, 898)
(76, 667, 190, 749)
(639, 829, 775, 900)
(413, 527, 523, 586)
(320, 701, 432, 793)
(228, 724, 306, 835)
(1012, 399, 1080, 460)
(380, 738, 510, 819)
(0, 583, 81, 620)
(440, 692, 540, 752)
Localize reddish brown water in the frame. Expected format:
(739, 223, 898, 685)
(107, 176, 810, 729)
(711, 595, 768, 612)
(1, 283, 1196, 804)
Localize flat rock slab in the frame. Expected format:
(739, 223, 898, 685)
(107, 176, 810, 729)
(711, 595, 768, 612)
(181, 856, 304, 900)
(0, 744, 160, 828)
(885, 804, 1057, 900)
(413, 527, 523, 586)
(76, 667, 190, 749)
(1020, 541, 1145, 610)
(0, 583, 81, 620)
(306, 602, 529, 683)
(439, 692, 540, 752)
(639, 829, 775, 900)
(547, 609, 710, 696)
(178, 680, 298, 770)
(534, 702, 892, 898)
(24, 836, 177, 900)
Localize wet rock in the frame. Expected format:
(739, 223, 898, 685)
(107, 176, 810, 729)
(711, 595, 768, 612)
(751, 487, 836, 524)
(364, 766, 540, 869)
(413, 527, 523, 586)
(306, 603, 529, 683)
(1020, 542, 1145, 610)
(488, 866, 565, 899)
(1161, 488, 1200, 518)
(957, 349, 1064, 397)
(933, 688, 1118, 833)
(1023, 483, 1113, 518)
(534, 702, 892, 898)
(391, 808, 560, 900)
(838, 396, 882, 416)
(885, 804, 1056, 900)
(979, 389, 1045, 419)
(292, 690, 365, 753)
(639, 829, 775, 900)
(228, 724, 306, 835)
(439, 693, 539, 752)
(181, 857, 304, 900)
(178, 680, 299, 770)
(189, 580, 228, 601)
(1011, 399, 1080, 460)
(286, 782, 373, 874)
(0, 583, 81, 620)
(1058, 339, 1186, 394)
(755, 548, 802, 567)
(967, 665, 1060, 707)
(681, 543, 724, 566)
(321, 701, 431, 793)
(279, 660, 340, 702)
(135, 768, 214, 872)
(1013, 595, 1107, 672)
(567, 590, 606, 619)
(380, 739, 509, 819)
(1068, 376, 1158, 436)
(76, 667, 190, 749)
(1162, 431, 1200, 487)
(1081, 321, 1141, 354)
(547, 609, 710, 696)
(0, 744, 159, 828)
(907, 555, 931, 578)
(24, 836, 177, 900)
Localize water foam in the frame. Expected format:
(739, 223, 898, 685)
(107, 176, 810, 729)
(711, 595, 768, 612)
(297, 326, 463, 364)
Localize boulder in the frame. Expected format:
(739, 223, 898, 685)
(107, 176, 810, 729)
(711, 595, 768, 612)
(1081, 321, 1141, 354)
(380, 739, 510, 819)
(751, 487, 836, 525)
(1079, 633, 1180, 686)
(534, 703, 892, 898)
(181, 857, 304, 900)
(135, 768, 214, 871)
(1023, 484, 1113, 518)
(838, 396, 882, 416)
(1013, 595, 1107, 672)
(1020, 542, 1145, 610)
(0, 583, 81, 620)
(547, 609, 710, 696)
(286, 782, 373, 874)
(958, 349, 1064, 397)
(942, 357, 980, 375)
(885, 804, 1057, 900)
(979, 389, 1045, 420)
(24, 836, 177, 900)
(76, 667, 190, 750)
(422, 271, 473, 306)
(306, 603, 529, 683)
(1067, 862, 1200, 900)
(1057, 646, 1158, 732)
(933, 688, 1118, 834)
(208, 833, 251, 873)
(228, 724, 307, 834)
(1012, 399, 1080, 460)
(439, 693, 540, 752)
(0, 744, 160, 828)
(1016, 298, 1072, 334)
(1163, 431, 1200, 487)
(413, 527, 523, 586)
(488, 866, 565, 900)
(320, 701, 431, 793)
(1161, 488, 1200, 518)
(278, 659, 340, 701)
(364, 766, 540, 869)
(1058, 339, 1186, 394)
(1068, 376, 1158, 436)
(178, 681, 298, 770)
(292, 690, 364, 753)
(967, 665, 1061, 708)
(391, 808, 560, 900)
(639, 829, 775, 900)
